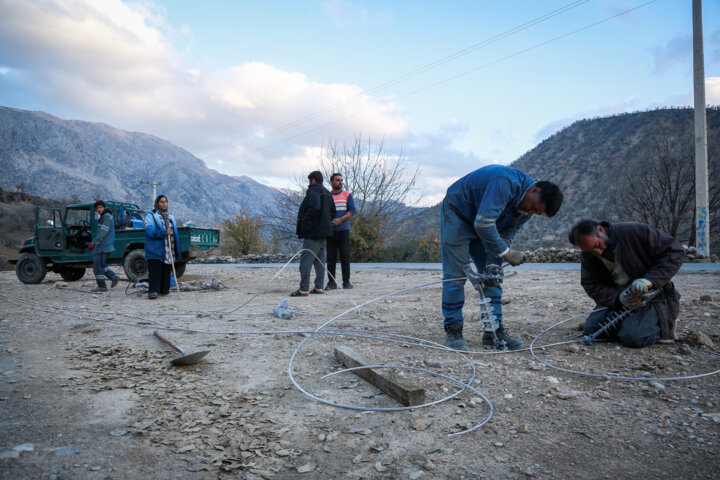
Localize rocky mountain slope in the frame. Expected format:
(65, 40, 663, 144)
(399, 107, 719, 252)
(0, 106, 282, 227)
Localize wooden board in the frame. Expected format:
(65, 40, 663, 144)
(333, 346, 426, 406)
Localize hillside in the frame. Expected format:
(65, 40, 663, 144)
(398, 107, 720, 253)
(0, 107, 283, 227)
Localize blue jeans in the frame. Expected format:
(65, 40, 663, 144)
(93, 252, 118, 288)
(441, 200, 503, 331)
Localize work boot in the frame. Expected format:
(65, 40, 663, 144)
(342, 282, 353, 289)
(444, 327, 469, 351)
(482, 326, 524, 350)
(111, 276, 119, 288)
(148, 292, 158, 299)
(91, 286, 108, 292)
(325, 281, 337, 290)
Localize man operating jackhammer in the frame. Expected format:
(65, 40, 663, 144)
(441, 165, 563, 351)
(568, 219, 684, 347)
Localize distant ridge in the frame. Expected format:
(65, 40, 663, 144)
(0, 106, 283, 227)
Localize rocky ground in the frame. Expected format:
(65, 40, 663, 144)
(0, 265, 718, 480)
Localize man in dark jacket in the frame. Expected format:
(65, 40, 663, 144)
(568, 220, 684, 347)
(292, 171, 336, 296)
(89, 200, 120, 292)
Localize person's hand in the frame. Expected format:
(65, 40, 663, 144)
(619, 287, 642, 310)
(503, 249, 526, 266)
(331, 219, 341, 226)
(87, 243, 94, 250)
(166, 227, 172, 236)
(630, 278, 653, 295)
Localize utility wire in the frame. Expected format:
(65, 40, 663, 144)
(209, 0, 658, 158)
(203, 0, 592, 160)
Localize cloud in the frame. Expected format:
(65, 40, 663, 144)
(0, 0, 406, 180)
(707, 77, 720, 105)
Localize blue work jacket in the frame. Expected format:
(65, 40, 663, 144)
(444, 165, 535, 256)
(93, 211, 115, 254)
(144, 210, 182, 261)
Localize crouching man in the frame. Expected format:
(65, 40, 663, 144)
(568, 220, 684, 347)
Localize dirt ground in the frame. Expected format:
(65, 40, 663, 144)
(0, 264, 719, 480)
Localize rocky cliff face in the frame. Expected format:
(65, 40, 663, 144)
(396, 108, 719, 252)
(0, 107, 283, 227)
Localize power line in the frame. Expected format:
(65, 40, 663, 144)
(204, 0, 592, 161)
(241, 0, 659, 156)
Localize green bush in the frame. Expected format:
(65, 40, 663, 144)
(220, 211, 266, 255)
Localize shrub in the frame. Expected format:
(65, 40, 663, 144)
(220, 211, 266, 255)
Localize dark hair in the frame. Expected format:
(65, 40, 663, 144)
(153, 194, 168, 213)
(308, 171, 323, 184)
(568, 219, 600, 246)
(330, 173, 343, 182)
(93, 200, 106, 209)
(535, 181, 563, 217)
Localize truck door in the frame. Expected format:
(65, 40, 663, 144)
(35, 207, 65, 254)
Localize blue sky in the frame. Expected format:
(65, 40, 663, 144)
(1, 0, 719, 204)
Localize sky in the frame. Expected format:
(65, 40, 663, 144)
(1, 0, 719, 205)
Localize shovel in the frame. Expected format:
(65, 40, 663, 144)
(154, 330, 210, 366)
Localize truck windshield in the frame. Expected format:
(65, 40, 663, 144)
(66, 208, 90, 227)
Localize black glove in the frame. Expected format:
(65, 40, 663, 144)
(503, 249, 526, 266)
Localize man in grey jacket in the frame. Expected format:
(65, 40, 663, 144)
(89, 200, 120, 292)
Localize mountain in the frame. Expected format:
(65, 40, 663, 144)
(397, 107, 720, 252)
(0, 106, 283, 227)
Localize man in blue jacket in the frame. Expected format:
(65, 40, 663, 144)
(442, 165, 563, 351)
(89, 200, 120, 292)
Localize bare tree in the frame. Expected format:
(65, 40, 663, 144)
(265, 134, 420, 256)
(612, 121, 719, 245)
(319, 134, 419, 230)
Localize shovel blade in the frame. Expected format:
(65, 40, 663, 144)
(171, 350, 210, 366)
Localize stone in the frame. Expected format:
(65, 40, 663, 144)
(553, 389, 580, 400)
(546, 376, 560, 384)
(699, 295, 713, 302)
(424, 460, 436, 471)
(681, 332, 714, 348)
(297, 462, 316, 473)
(411, 418, 432, 431)
(567, 344, 580, 353)
(12, 443, 34, 452)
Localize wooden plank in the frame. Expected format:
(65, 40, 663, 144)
(333, 346, 426, 406)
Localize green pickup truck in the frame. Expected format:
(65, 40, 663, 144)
(13, 201, 220, 284)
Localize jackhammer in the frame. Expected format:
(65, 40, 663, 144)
(580, 288, 662, 346)
(463, 263, 516, 351)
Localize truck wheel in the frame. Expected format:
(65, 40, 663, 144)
(16, 253, 48, 284)
(123, 249, 147, 282)
(59, 267, 86, 281)
(173, 262, 186, 279)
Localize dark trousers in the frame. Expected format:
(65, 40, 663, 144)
(583, 304, 661, 348)
(326, 229, 350, 285)
(93, 252, 117, 288)
(147, 259, 172, 295)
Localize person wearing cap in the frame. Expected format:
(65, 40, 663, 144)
(292, 171, 336, 296)
(89, 200, 120, 292)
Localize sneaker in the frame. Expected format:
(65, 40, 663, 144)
(148, 292, 158, 299)
(444, 329, 469, 351)
(342, 282, 353, 289)
(482, 326, 524, 350)
(325, 282, 338, 290)
(91, 286, 108, 292)
(111, 277, 119, 288)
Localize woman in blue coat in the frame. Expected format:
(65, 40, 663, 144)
(144, 195, 181, 299)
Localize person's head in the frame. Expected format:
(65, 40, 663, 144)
(568, 219, 610, 255)
(517, 181, 563, 217)
(93, 200, 106, 215)
(154, 195, 168, 212)
(330, 173, 343, 191)
(308, 171, 323, 185)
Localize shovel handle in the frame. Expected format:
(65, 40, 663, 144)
(154, 330, 187, 356)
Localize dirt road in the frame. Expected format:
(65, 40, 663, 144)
(1, 265, 718, 479)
